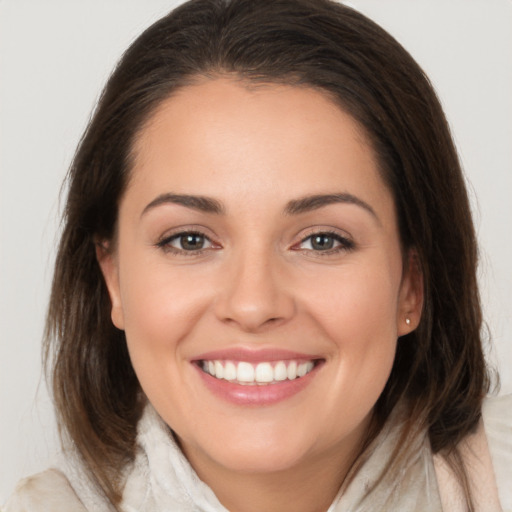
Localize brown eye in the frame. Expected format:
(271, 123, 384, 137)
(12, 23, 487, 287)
(178, 233, 206, 250)
(296, 232, 355, 253)
(158, 231, 215, 253)
(310, 234, 335, 250)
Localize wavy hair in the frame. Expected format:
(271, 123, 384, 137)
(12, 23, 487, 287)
(45, 0, 490, 507)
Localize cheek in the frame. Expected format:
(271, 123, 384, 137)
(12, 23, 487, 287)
(117, 253, 212, 371)
(307, 262, 401, 344)
(302, 262, 400, 411)
(117, 257, 219, 427)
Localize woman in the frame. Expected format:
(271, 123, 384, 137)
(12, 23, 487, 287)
(5, 0, 510, 510)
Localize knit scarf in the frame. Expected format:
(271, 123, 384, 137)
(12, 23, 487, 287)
(62, 404, 443, 511)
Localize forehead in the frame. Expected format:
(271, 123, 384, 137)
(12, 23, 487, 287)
(132, 78, 373, 165)
(126, 78, 394, 224)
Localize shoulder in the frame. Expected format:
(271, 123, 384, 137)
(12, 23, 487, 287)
(482, 393, 512, 512)
(3, 468, 87, 512)
(433, 393, 512, 512)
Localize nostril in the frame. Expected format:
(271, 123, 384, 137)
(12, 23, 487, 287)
(221, 315, 284, 332)
(213, 266, 296, 332)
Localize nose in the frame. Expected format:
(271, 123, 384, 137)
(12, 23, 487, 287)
(214, 248, 296, 333)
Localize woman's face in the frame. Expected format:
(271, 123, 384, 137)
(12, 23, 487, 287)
(99, 78, 421, 479)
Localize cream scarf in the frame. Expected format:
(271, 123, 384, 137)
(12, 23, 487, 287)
(7, 399, 507, 511)
(61, 405, 449, 511)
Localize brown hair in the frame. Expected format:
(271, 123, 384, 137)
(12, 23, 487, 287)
(45, 0, 490, 507)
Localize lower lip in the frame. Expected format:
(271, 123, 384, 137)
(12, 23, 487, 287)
(193, 362, 321, 406)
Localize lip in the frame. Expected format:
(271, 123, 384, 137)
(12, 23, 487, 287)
(192, 347, 319, 363)
(191, 347, 324, 406)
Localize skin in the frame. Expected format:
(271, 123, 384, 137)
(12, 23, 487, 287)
(98, 78, 423, 512)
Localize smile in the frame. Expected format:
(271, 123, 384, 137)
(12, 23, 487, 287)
(200, 359, 316, 385)
(192, 349, 324, 405)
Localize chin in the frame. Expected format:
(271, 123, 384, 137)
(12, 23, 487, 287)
(211, 442, 311, 474)
(180, 418, 327, 475)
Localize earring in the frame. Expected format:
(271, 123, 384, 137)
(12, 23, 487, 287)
(405, 317, 411, 326)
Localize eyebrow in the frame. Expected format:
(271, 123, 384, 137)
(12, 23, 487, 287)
(141, 191, 378, 222)
(284, 193, 379, 222)
(141, 193, 225, 217)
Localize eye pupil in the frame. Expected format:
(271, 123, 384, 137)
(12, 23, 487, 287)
(181, 233, 204, 250)
(311, 234, 334, 250)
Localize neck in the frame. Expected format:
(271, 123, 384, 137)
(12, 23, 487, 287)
(179, 427, 369, 512)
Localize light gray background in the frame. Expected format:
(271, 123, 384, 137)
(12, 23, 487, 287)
(1, 0, 511, 501)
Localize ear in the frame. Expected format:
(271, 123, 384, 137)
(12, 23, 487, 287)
(397, 249, 424, 336)
(95, 240, 125, 330)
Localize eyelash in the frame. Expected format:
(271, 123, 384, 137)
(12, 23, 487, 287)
(156, 231, 217, 255)
(293, 231, 355, 256)
(156, 230, 355, 256)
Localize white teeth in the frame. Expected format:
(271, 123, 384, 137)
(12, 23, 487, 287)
(201, 359, 317, 384)
(214, 361, 224, 379)
(274, 361, 288, 381)
(255, 362, 274, 383)
(224, 361, 237, 381)
(237, 362, 255, 383)
(298, 362, 312, 377)
(287, 361, 297, 380)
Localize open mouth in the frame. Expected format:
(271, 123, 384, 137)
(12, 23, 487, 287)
(198, 359, 322, 386)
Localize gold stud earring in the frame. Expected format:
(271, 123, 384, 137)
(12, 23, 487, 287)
(405, 317, 411, 326)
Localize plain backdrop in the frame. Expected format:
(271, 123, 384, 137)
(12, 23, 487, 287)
(1, 0, 511, 501)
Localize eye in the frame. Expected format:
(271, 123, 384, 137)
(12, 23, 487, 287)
(157, 231, 216, 254)
(295, 231, 354, 254)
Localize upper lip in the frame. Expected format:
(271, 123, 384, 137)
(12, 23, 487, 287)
(192, 347, 322, 363)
